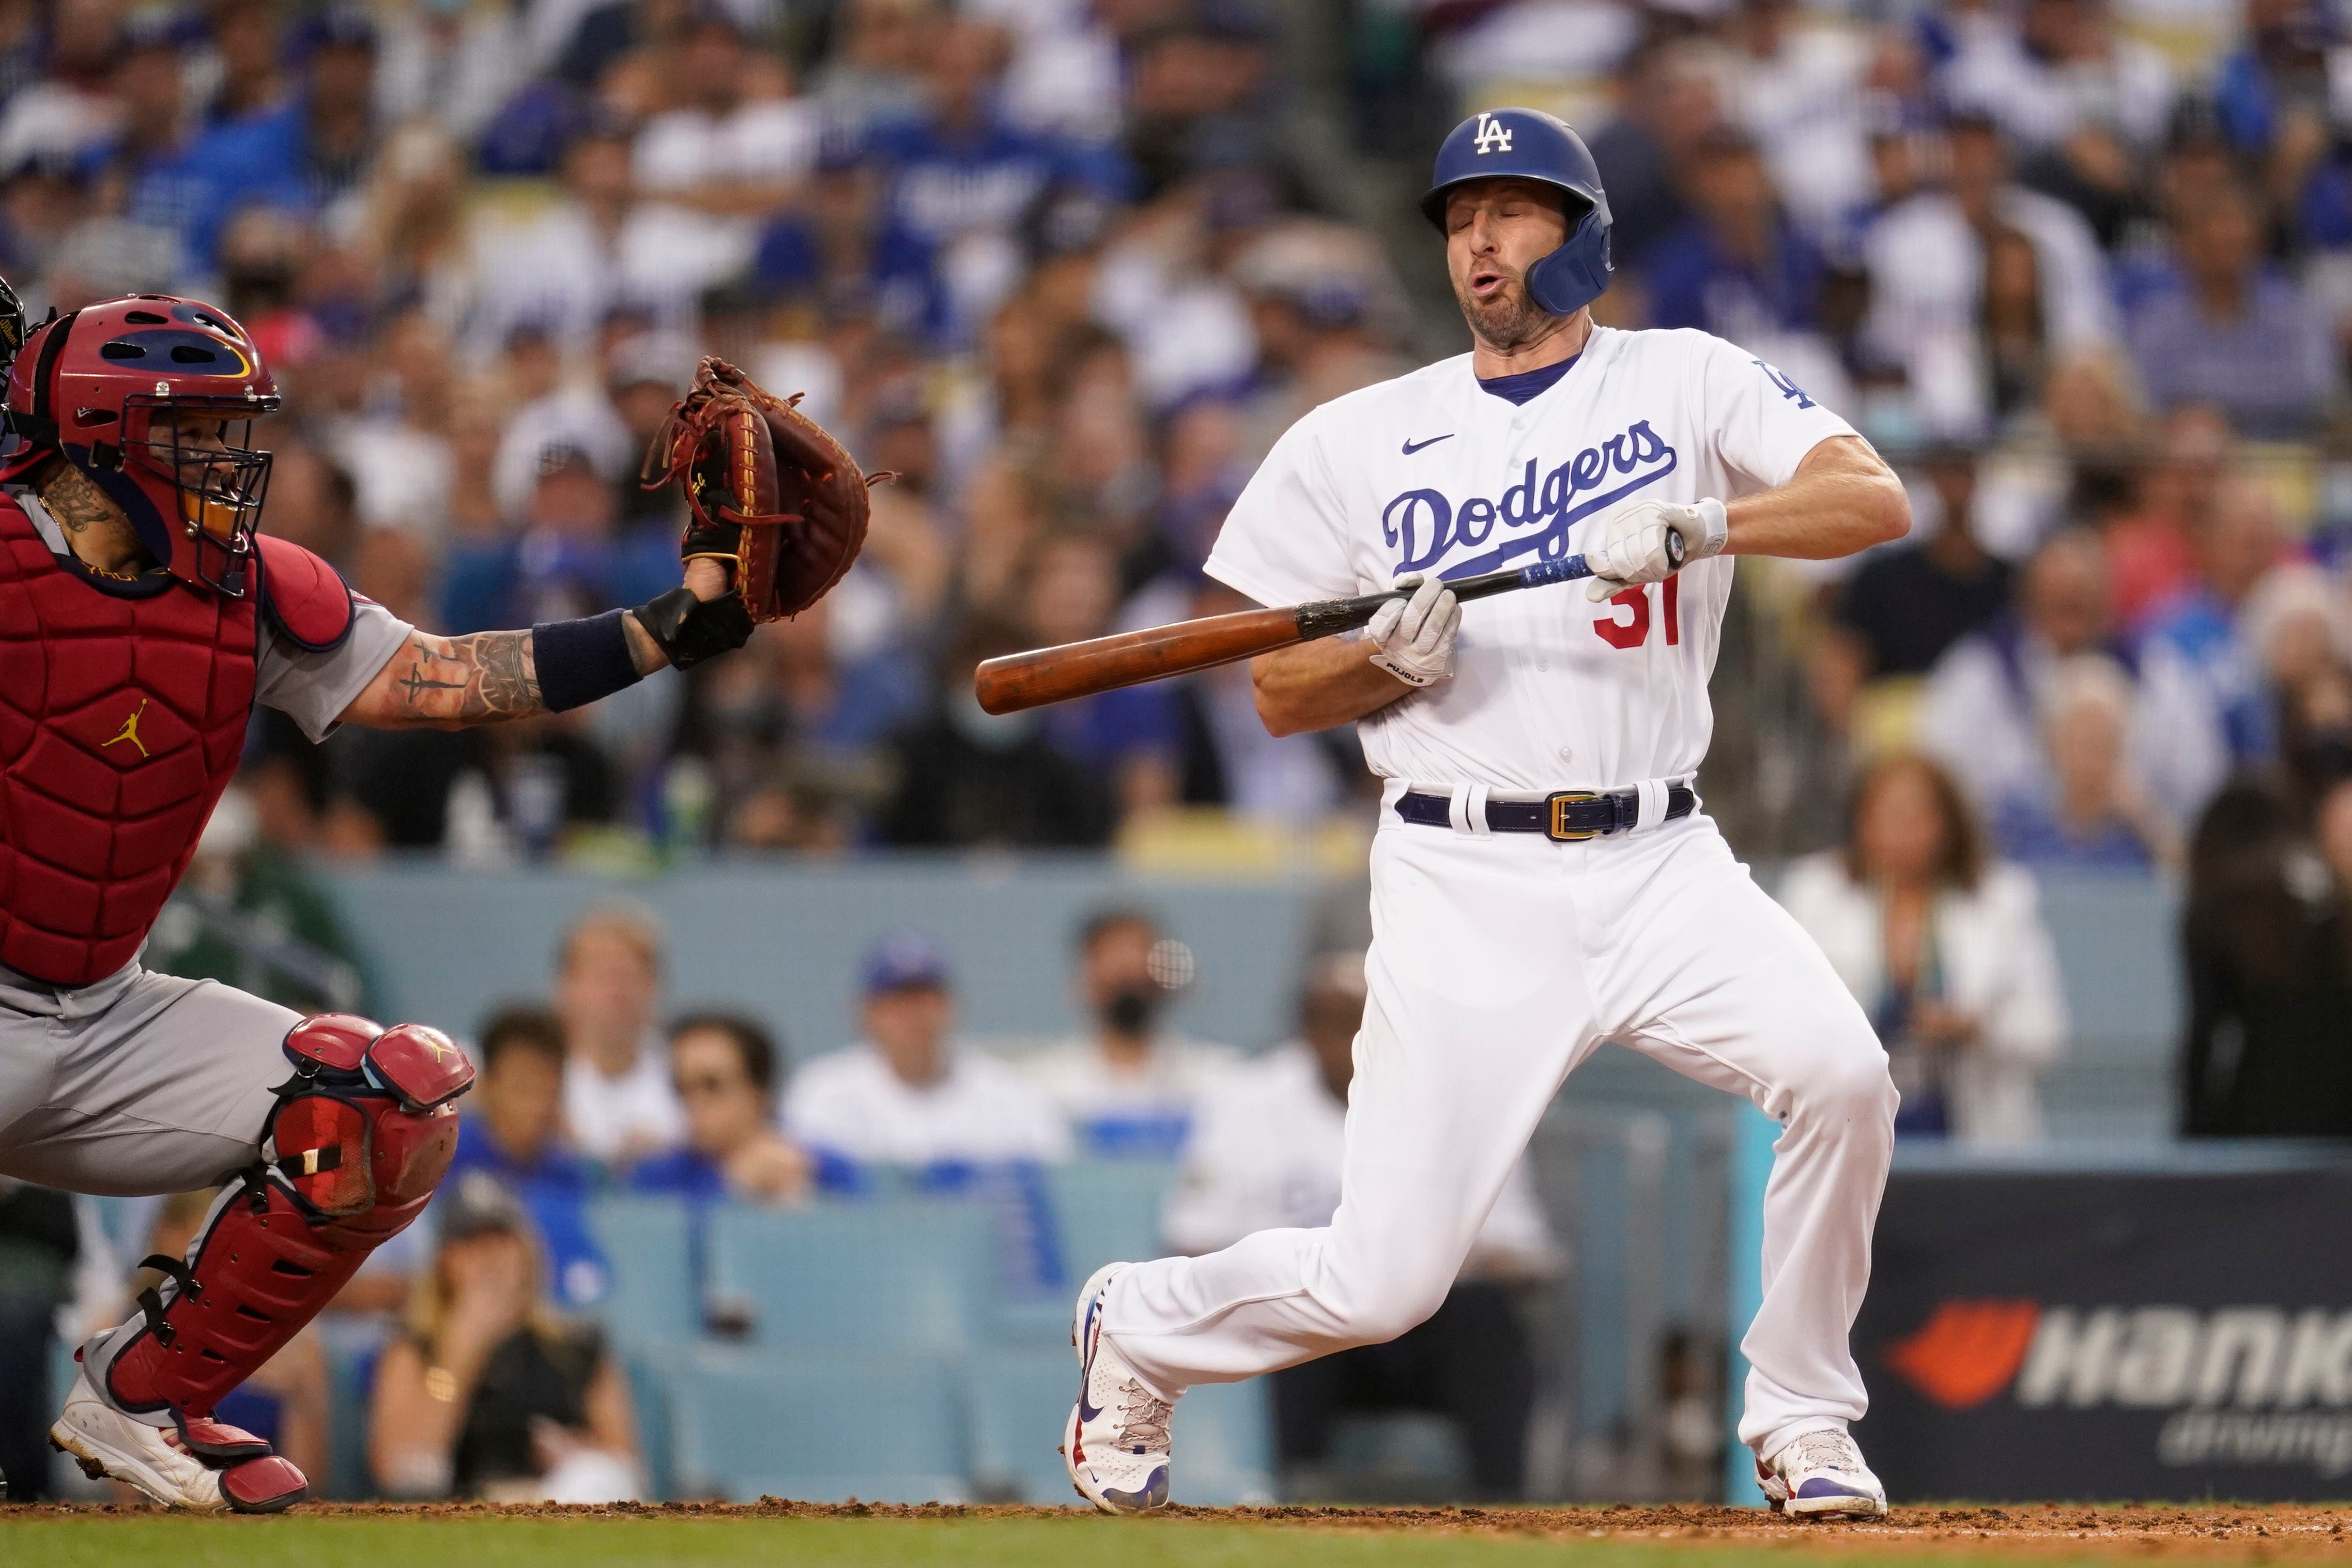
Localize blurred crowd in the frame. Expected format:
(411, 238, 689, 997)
(0, 0, 2340, 875)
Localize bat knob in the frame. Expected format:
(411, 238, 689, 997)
(1666, 528, 1687, 568)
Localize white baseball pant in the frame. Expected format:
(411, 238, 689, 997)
(1102, 809, 1897, 1460)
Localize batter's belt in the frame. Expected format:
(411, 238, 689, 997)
(1394, 782, 1697, 841)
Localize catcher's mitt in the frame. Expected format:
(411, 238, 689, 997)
(642, 357, 883, 623)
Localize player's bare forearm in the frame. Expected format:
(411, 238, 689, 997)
(1251, 635, 1413, 738)
(1722, 435, 1909, 561)
(344, 629, 548, 728)
(340, 563, 727, 730)
(342, 619, 668, 730)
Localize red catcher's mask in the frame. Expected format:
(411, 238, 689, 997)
(3, 294, 280, 596)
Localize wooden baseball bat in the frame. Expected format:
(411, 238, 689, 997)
(975, 536, 1681, 714)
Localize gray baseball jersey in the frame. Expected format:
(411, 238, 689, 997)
(0, 494, 416, 1194)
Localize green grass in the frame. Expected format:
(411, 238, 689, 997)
(0, 1513, 2207, 1568)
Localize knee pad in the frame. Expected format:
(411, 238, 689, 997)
(102, 1014, 473, 1430)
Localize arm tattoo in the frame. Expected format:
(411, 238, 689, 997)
(388, 631, 543, 724)
(40, 465, 109, 534)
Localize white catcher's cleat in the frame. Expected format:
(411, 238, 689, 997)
(1756, 1428, 1888, 1519)
(49, 1362, 307, 1513)
(1062, 1261, 1176, 1514)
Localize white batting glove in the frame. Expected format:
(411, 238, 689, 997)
(1366, 572, 1461, 688)
(1585, 497, 1729, 600)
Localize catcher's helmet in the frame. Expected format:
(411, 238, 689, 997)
(1421, 108, 1613, 320)
(4, 294, 280, 597)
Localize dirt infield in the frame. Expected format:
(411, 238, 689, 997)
(15, 1497, 2352, 1553)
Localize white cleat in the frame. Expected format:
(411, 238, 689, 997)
(1062, 1261, 1176, 1514)
(49, 1363, 307, 1513)
(1756, 1428, 1889, 1519)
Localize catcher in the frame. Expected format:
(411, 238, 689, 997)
(0, 291, 866, 1510)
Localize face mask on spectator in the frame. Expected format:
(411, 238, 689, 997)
(1101, 983, 1162, 1037)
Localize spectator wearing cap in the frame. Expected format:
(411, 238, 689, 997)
(553, 905, 688, 1166)
(1019, 907, 1239, 1161)
(782, 931, 1071, 1175)
(489, 355, 637, 527)
(2125, 184, 2335, 439)
(1920, 528, 2229, 833)
(1827, 442, 2013, 682)
(445, 1007, 612, 1309)
(631, 1014, 813, 1204)
(371, 1173, 642, 1502)
(1163, 952, 1557, 1500)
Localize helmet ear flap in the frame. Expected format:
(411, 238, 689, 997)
(1525, 207, 1614, 320)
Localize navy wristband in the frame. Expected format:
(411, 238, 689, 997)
(532, 610, 644, 713)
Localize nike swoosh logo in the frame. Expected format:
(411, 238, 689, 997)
(1076, 1295, 1105, 1423)
(1401, 435, 1454, 455)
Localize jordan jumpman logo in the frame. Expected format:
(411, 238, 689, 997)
(101, 698, 149, 760)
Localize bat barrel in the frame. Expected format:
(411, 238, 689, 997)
(974, 605, 1308, 714)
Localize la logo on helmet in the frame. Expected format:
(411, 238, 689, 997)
(1472, 113, 1514, 154)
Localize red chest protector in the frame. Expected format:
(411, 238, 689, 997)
(0, 490, 351, 987)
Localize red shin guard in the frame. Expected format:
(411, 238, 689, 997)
(100, 1015, 471, 1498)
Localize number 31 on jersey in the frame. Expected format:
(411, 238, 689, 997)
(1593, 575, 1679, 650)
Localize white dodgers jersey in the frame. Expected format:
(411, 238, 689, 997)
(1204, 326, 1859, 790)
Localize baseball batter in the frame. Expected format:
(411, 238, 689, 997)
(1065, 110, 1908, 1516)
(0, 290, 759, 1510)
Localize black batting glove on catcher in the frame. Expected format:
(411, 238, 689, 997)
(635, 584, 755, 671)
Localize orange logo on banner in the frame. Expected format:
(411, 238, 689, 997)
(1884, 1299, 2043, 1409)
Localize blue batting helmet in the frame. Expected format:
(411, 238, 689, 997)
(1421, 108, 1613, 319)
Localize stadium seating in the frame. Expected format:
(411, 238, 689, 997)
(585, 1195, 703, 1348)
(964, 1345, 1083, 1502)
(668, 1343, 968, 1503)
(1044, 1160, 1177, 1283)
(572, 1187, 1275, 1504)
(705, 1199, 995, 1351)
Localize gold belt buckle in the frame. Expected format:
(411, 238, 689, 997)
(1546, 790, 1599, 842)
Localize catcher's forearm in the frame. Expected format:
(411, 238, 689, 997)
(622, 610, 667, 674)
(360, 629, 545, 728)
